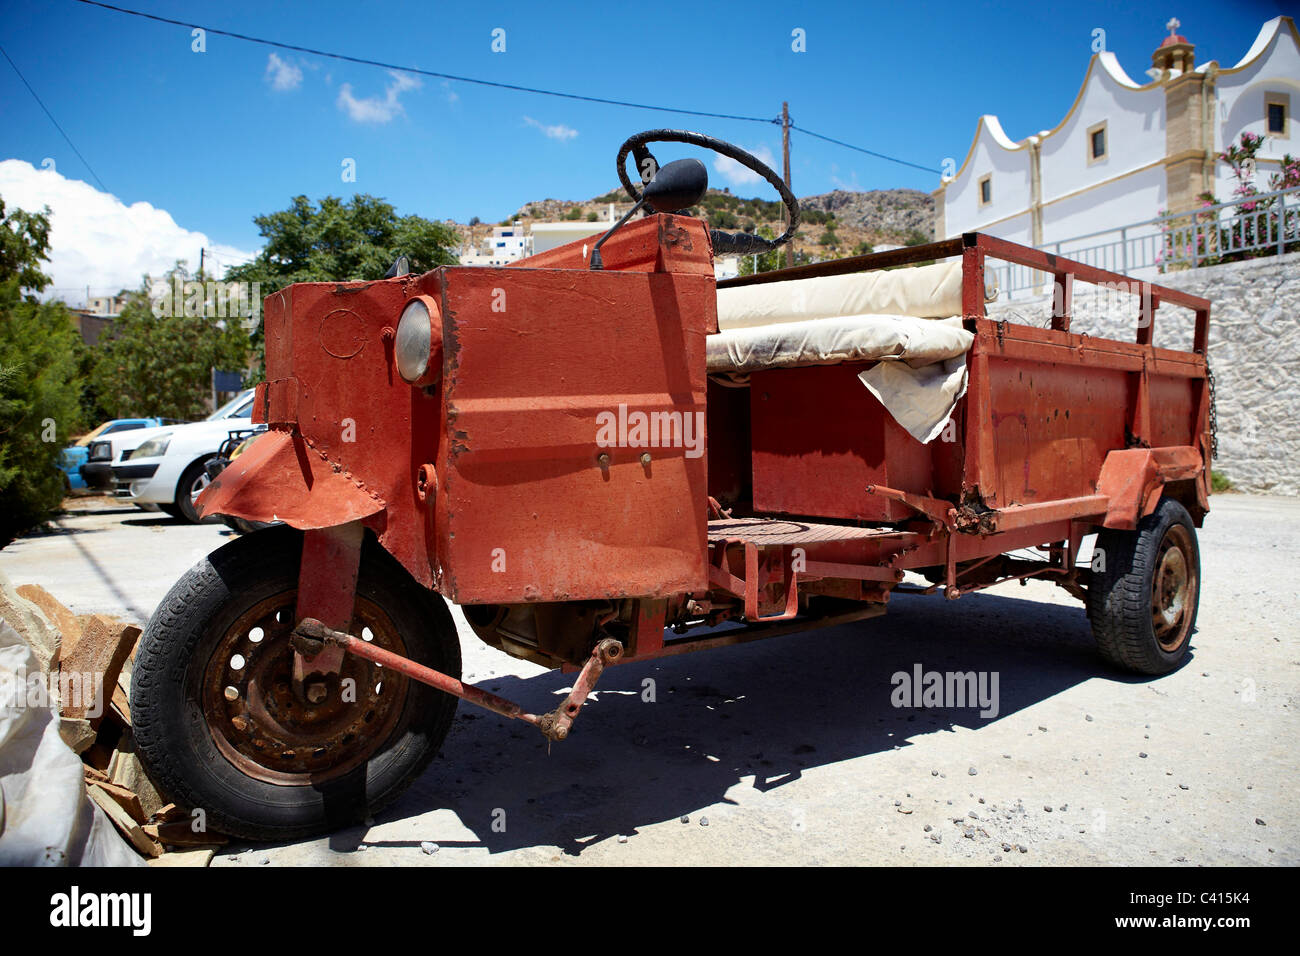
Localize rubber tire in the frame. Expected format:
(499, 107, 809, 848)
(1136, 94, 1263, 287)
(1087, 497, 1200, 675)
(174, 457, 216, 524)
(131, 525, 461, 841)
(158, 503, 184, 521)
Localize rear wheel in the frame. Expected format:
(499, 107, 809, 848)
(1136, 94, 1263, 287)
(131, 526, 460, 840)
(1087, 497, 1200, 675)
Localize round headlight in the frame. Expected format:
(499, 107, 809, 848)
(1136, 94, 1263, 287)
(395, 296, 441, 386)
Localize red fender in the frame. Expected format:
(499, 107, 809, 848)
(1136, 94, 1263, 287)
(197, 428, 385, 530)
(1096, 446, 1202, 530)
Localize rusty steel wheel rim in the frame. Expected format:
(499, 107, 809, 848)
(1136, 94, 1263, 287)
(1151, 524, 1197, 653)
(202, 593, 409, 786)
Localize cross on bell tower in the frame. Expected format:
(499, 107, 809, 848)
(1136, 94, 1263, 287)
(1152, 16, 1195, 78)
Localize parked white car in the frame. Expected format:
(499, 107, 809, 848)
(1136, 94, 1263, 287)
(110, 389, 257, 522)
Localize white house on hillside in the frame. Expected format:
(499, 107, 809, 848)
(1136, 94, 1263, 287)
(934, 16, 1300, 247)
(459, 222, 532, 266)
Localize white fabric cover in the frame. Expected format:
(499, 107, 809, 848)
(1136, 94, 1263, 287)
(716, 260, 965, 330)
(0, 621, 142, 866)
(707, 316, 971, 444)
(706, 314, 973, 374)
(860, 357, 969, 444)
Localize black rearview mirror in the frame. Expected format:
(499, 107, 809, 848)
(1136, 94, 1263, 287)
(642, 158, 709, 213)
(590, 157, 709, 269)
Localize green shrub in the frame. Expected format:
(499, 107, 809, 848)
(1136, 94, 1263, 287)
(0, 198, 84, 546)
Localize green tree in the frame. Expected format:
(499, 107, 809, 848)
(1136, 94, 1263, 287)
(90, 266, 252, 421)
(223, 194, 459, 376)
(224, 194, 459, 298)
(0, 198, 84, 546)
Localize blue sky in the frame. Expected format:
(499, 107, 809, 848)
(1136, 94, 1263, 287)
(0, 0, 1289, 293)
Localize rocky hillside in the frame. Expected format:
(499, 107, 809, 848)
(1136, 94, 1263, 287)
(453, 186, 935, 259)
(799, 189, 934, 240)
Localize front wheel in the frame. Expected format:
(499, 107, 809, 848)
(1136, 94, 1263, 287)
(131, 526, 460, 841)
(1087, 497, 1201, 675)
(175, 456, 218, 523)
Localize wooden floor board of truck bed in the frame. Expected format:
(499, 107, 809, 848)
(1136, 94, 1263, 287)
(707, 516, 908, 546)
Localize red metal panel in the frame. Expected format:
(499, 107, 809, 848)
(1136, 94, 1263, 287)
(1097, 446, 1203, 529)
(984, 354, 1128, 505)
(1147, 374, 1199, 448)
(198, 429, 384, 529)
(749, 363, 932, 522)
(435, 265, 715, 604)
(237, 278, 443, 586)
(514, 214, 716, 287)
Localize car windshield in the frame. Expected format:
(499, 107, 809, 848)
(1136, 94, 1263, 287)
(206, 391, 255, 421)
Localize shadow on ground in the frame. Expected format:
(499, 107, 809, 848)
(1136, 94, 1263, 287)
(273, 587, 1188, 858)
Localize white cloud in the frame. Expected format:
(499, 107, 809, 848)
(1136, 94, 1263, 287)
(0, 159, 258, 303)
(522, 116, 578, 141)
(441, 80, 459, 105)
(337, 71, 421, 123)
(712, 145, 778, 187)
(265, 53, 303, 92)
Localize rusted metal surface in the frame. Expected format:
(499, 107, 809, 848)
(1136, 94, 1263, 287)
(537, 639, 623, 740)
(202, 594, 407, 785)
(750, 363, 935, 523)
(515, 213, 715, 280)
(1152, 523, 1198, 652)
(293, 618, 622, 742)
(1096, 446, 1203, 530)
(197, 429, 384, 529)
(434, 221, 716, 605)
(291, 521, 364, 690)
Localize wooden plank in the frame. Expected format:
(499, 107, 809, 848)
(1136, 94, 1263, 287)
(88, 778, 145, 825)
(86, 784, 162, 858)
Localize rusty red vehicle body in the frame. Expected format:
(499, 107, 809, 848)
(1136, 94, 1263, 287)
(131, 135, 1211, 840)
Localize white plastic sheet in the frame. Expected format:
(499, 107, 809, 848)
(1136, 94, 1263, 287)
(0, 621, 143, 866)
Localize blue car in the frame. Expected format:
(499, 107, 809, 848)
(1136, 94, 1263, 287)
(61, 418, 163, 490)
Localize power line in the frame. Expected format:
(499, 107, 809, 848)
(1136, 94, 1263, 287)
(70, 0, 939, 175)
(70, 0, 775, 125)
(791, 125, 940, 174)
(0, 42, 109, 191)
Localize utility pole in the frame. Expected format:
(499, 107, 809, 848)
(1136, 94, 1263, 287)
(199, 247, 205, 278)
(781, 102, 793, 269)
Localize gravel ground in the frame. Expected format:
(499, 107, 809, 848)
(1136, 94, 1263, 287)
(2, 492, 1296, 866)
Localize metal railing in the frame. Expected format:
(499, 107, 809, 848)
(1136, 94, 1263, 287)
(991, 184, 1300, 298)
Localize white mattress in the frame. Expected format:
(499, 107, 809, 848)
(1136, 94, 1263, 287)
(710, 261, 983, 443)
(716, 260, 966, 329)
(706, 314, 973, 373)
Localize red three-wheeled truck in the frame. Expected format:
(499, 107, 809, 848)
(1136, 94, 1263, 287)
(130, 131, 1212, 840)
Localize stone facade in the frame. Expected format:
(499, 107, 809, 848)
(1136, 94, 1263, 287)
(1163, 70, 1212, 214)
(985, 252, 1300, 495)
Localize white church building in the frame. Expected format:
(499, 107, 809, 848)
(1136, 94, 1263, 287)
(934, 16, 1300, 252)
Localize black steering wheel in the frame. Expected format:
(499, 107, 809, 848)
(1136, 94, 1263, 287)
(616, 129, 800, 258)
